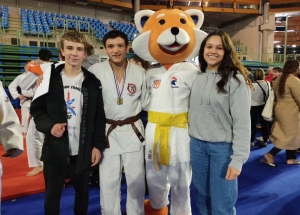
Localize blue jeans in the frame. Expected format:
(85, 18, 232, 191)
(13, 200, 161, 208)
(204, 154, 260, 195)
(190, 137, 237, 215)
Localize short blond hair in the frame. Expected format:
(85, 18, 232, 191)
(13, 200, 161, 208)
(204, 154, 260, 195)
(60, 30, 88, 51)
(254, 68, 265, 81)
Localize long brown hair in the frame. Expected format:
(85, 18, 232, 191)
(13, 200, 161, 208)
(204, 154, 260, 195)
(278, 60, 299, 98)
(198, 31, 253, 93)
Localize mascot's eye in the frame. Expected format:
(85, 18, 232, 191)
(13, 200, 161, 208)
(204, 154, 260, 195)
(180, 18, 186, 24)
(159, 19, 165, 25)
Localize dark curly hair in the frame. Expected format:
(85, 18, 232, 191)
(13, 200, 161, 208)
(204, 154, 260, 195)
(278, 60, 299, 98)
(198, 31, 253, 93)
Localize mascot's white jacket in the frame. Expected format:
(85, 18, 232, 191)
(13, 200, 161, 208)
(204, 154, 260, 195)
(133, 9, 207, 169)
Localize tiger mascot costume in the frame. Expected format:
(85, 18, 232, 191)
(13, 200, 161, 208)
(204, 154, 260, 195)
(132, 9, 207, 215)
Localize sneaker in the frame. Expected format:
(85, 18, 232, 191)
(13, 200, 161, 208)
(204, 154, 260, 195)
(250, 142, 255, 147)
(256, 136, 263, 141)
(260, 142, 267, 147)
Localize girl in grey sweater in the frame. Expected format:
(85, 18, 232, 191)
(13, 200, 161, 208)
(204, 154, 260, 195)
(189, 31, 253, 215)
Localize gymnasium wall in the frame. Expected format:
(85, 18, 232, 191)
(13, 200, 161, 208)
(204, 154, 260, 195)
(224, 14, 275, 56)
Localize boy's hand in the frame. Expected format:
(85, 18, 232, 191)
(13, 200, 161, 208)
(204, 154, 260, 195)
(18, 94, 26, 101)
(91, 147, 101, 166)
(36, 74, 44, 86)
(51, 123, 67, 138)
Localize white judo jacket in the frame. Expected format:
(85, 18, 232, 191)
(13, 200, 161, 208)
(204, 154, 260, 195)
(89, 60, 149, 155)
(145, 62, 199, 164)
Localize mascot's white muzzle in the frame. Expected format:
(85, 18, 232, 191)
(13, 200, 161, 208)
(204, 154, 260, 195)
(157, 27, 190, 52)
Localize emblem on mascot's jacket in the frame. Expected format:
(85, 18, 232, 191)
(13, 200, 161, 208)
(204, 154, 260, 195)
(152, 79, 161, 89)
(127, 83, 136, 96)
(171, 76, 179, 88)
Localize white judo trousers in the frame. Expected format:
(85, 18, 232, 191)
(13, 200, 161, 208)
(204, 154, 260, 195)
(90, 61, 149, 215)
(145, 62, 199, 215)
(99, 150, 145, 215)
(20, 106, 30, 133)
(26, 118, 44, 167)
(0, 81, 23, 214)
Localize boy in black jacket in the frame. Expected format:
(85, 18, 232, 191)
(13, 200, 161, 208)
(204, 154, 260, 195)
(30, 31, 106, 215)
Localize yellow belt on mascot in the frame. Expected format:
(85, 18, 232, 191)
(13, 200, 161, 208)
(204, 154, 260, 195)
(148, 111, 188, 170)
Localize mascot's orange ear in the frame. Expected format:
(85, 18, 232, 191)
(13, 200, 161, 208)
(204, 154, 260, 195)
(135, 10, 155, 33)
(132, 9, 207, 64)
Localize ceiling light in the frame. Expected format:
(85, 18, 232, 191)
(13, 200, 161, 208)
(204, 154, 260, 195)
(111, 8, 122, 12)
(75, 1, 87, 5)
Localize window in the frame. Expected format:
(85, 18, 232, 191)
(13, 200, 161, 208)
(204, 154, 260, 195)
(40, 42, 56, 47)
(11, 38, 19, 45)
(29, 41, 38, 47)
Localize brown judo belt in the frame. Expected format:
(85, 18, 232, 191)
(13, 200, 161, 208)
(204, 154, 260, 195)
(105, 113, 145, 148)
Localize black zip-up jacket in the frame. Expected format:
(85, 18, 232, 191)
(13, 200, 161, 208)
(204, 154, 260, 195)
(30, 63, 106, 172)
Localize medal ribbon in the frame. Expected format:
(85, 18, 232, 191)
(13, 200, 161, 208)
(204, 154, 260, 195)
(112, 68, 127, 99)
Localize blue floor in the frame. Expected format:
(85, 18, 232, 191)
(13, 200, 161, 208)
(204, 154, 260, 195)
(2, 143, 300, 215)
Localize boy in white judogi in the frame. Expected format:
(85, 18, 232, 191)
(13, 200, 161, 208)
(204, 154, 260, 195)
(89, 30, 149, 215)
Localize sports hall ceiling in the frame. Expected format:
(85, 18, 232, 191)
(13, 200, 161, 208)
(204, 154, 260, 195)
(61, 0, 300, 28)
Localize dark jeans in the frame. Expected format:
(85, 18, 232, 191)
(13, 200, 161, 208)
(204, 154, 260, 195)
(269, 147, 297, 160)
(43, 156, 91, 215)
(251, 105, 270, 142)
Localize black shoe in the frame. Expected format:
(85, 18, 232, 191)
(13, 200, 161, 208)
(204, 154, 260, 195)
(259, 142, 267, 147)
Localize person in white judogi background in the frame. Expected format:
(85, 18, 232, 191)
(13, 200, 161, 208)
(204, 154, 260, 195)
(0, 80, 23, 214)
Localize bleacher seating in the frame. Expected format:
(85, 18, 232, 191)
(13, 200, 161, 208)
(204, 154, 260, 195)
(20, 8, 111, 40)
(109, 21, 139, 41)
(0, 45, 59, 88)
(0, 6, 9, 29)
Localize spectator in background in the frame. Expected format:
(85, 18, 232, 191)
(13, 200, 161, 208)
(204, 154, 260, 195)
(265, 66, 274, 82)
(247, 67, 254, 82)
(250, 68, 271, 147)
(82, 44, 101, 70)
(20, 50, 53, 177)
(261, 60, 300, 167)
(129, 54, 150, 127)
(256, 66, 283, 143)
(8, 73, 30, 137)
(129, 54, 150, 71)
(272, 66, 283, 80)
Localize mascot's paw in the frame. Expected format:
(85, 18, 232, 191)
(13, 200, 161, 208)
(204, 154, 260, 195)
(144, 199, 168, 215)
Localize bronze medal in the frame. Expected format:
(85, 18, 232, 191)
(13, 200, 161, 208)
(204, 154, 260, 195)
(117, 98, 123, 105)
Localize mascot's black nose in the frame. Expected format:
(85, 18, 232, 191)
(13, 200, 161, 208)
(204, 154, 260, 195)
(171, 27, 179, 35)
